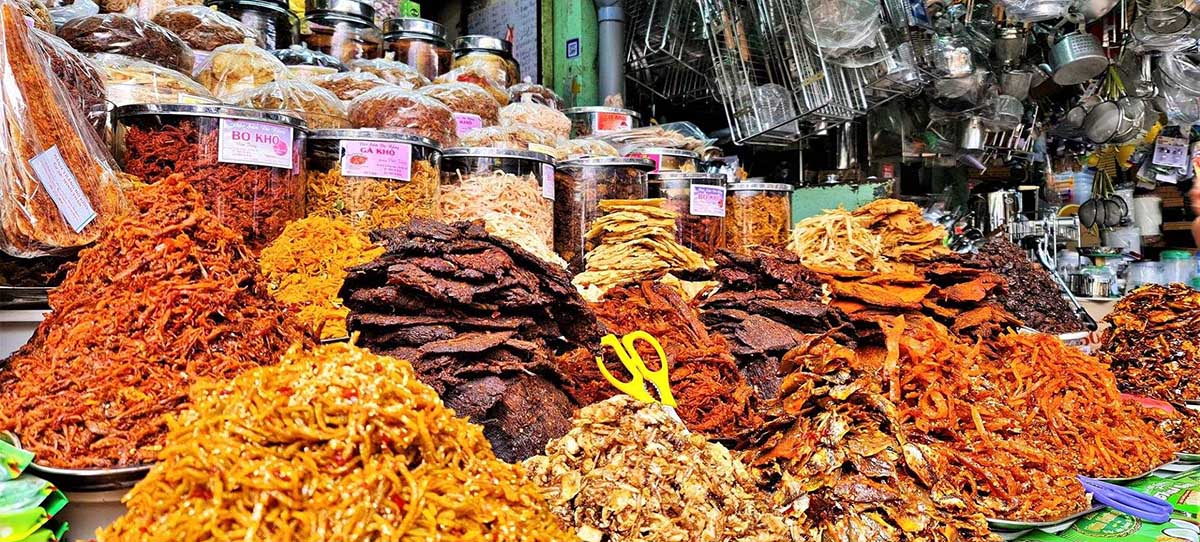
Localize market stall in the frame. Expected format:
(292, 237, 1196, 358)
(1, 0, 1200, 540)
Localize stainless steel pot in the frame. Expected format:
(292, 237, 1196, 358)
(959, 116, 988, 151)
(1049, 32, 1109, 85)
(1000, 69, 1034, 98)
(993, 27, 1028, 66)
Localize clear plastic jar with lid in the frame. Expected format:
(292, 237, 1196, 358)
(302, 0, 382, 64)
(208, 0, 300, 50)
(648, 172, 727, 257)
(452, 35, 518, 86)
(725, 181, 793, 254)
(440, 148, 556, 249)
(1161, 250, 1195, 284)
(306, 129, 442, 233)
(383, 17, 451, 81)
(554, 157, 655, 272)
(626, 147, 700, 173)
(564, 106, 642, 137)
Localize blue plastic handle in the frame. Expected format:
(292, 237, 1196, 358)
(1078, 476, 1173, 524)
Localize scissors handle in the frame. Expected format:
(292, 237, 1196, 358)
(621, 331, 677, 407)
(1079, 476, 1173, 524)
(596, 334, 656, 404)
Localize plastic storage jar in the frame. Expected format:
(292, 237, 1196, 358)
(382, 17, 451, 81)
(1126, 261, 1165, 292)
(451, 35, 518, 86)
(208, 0, 300, 50)
(440, 148, 556, 248)
(626, 147, 701, 173)
(111, 104, 306, 250)
(306, 129, 442, 233)
(302, 0, 382, 64)
(1162, 250, 1194, 284)
(648, 172, 727, 258)
(564, 106, 642, 137)
(724, 181, 794, 253)
(554, 157, 655, 272)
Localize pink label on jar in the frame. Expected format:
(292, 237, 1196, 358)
(690, 184, 726, 218)
(453, 112, 484, 136)
(541, 163, 555, 199)
(217, 118, 294, 170)
(594, 112, 632, 134)
(629, 152, 662, 172)
(339, 140, 413, 181)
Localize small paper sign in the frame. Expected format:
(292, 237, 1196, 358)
(339, 140, 413, 181)
(217, 118, 294, 169)
(28, 146, 97, 233)
(690, 184, 726, 217)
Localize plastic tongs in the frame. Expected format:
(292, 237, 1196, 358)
(1077, 476, 1173, 523)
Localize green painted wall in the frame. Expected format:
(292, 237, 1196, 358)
(791, 181, 896, 221)
(549, 0, 599, 107)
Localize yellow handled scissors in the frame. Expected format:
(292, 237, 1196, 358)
(595, 331, 677, 407)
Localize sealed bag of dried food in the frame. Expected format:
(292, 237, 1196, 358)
(508, 81, 563, 110)
(459, 124, 560, 156)
(349, 56, 428, 88)
(45, 0, 98, 28)
(151, 6, 260, 54)
(0, 2, 127, 256)
(31, 29, 107, 139)
(194, 40, 292, 98)
(227, 80, 349, 129)
(97, 0, 200, 20)
(499, 100, 571, 141)
(306, 129, 441, 233)
(310, 69, 387, 101)
(271, 43, 346, 78)
(92, 53, 219, 107)
(419, 82, 499, 137)
(348, 86, 457, 146)
(434, 65, 508, 105)
(16, 0, 51, 32)
(59, 14, 195, 73)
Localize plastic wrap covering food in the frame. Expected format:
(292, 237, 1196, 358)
(725, 183, 792, 253)
(227, 80, 348, 129)
(458, 124, 560, 154)
(0, 2, 126, 256)
(348, 86, 457, 146)
(499, 100, 571, 140)
(45, 0, 96, 27)
(349, 57, 428, 88)
(434, 65, 508, 105)
(419, 82, 499, 136)
(31, 29, 106, 138)
(194, 41, 291, 98)
(16, 0, 51, 32)
(310, 69, 387, 101)
(58, 14, 195, 73)
(508, 81, 563, 109)
(97, 0, 200, 20)
(271, 43, 346, 71)
(92, 53, 219, 106)
(558, 138, 618, 160)
(151, 6, 259, 52)
(452, 50, 512, 86)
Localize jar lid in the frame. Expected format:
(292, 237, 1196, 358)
(306, 0, 373, 21)
(383, 17, 445, 39)
(207, 0, 291, 14)
(443, 147, 555, 165)
(563, 106, 642, 119)
(308, 129, 440, 150)
(648, 172, 725, 190)
(1161, 250, 1193, 260)
(727, 181, 793, 192)
(626, 147, 700, 159)
(112, 104, 307, 130)
(559, 157, 656, 170)
(453, 35, 512, 55)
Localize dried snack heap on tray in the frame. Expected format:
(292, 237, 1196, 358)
(340, 219, 604, 462)
(103, 342, 574, 542)
(698, 248, 853, 400)
(965, 238, 1086, 334)
(558, 281, 763, 441)
(1100, 284, 1200, 404)
(0, 176, 311, 469)
(524, 396, 796, 542)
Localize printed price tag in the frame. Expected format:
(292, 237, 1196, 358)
(339, 140, 413, 181)
(217, 118, 294, 169)
(1154, 136, 1190, 169)
(690, 184, 726, 217)
(594, 112, 632, 134)
(453, 112, 484, 137)
(629, 152, 662, 172)
(541, 163, 555, 200)
(28, 146, 97, 233)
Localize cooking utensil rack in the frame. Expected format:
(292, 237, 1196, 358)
(625, 0, 715, 103)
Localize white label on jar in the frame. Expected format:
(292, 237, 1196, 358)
(339, 140, 413, 181)
(594, 112, 632, 134)
(541, 163, 555, 200)
(28, 146, 97, 233)
(690, 184, 726, 218)
(217, 119, 294, 170)
(453, 112, 484, 136)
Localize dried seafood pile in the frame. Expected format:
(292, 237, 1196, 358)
(341, 219, 604, 462)
(558, 282, 762, 441)
(884, 316, 1176, 520)
(573, 199, 710, 301)
(524, 396, 795, 542)
(738, 334, 997, 542)
(966, 239, 1085, 334)
(1100, 284, 1200, 403)
(698, 249, 853, 400)
(0, 176, 310, 469)
(787, 199, 948, 274)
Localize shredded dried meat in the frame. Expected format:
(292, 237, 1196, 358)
(1100, 284, 1200, 403)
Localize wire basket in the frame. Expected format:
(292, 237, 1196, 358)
(625, 0, 715, 103)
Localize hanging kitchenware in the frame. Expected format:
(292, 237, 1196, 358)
(994, 26, 1030, 67)
(1048, 20, 1110, 85)
(1000, 69, 1035, 98)
(990, 93, 1025, 129)
(959, 115, 988, 151)
(1083, 66, 1133, 144)
(1002, 0, 1073, 22)
(1155, 53, 1200, 125)
(930, 35, 976, 78)
(1078, 0, 1123, 21)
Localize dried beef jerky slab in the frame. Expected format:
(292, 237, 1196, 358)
(341, 219, 605, 462)
(698, 248, 853, 400)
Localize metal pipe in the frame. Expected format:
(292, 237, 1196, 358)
(595, 0, 626, 102)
